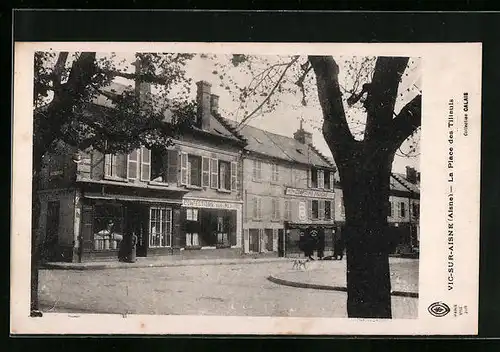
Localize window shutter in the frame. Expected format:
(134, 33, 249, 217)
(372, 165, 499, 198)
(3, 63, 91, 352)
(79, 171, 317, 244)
(307, 199, 312, 220)
(319, 200, 325, 220)
(329, 172, 335, 190)
(167, 150, 178, 184)
(140, 147, 151, 181)
(307, 169, 312, 188)
(231, 161, 238, 191)
(257, 198, 262, 220)
(318, 170, 325, 188)
(127, 149, 139, 179)
(111, 155, 118, 176)
(180, 152, 188, 185)
(210, 158, 218, 189)
(104, 154, 112, 176)
(202, 157, 210, 187)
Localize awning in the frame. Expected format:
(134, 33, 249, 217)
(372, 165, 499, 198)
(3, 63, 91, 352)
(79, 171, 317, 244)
(83, 192, 183, 204)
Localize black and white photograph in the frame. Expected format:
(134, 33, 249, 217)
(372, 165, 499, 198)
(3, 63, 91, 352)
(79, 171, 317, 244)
(11, 42, 481, 335)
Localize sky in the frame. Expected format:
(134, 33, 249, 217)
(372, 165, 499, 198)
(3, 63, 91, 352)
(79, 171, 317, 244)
(108, 52, 421, 173)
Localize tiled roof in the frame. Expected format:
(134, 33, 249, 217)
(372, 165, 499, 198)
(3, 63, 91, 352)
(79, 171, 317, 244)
(92, 82, 244, 143)
(392, 173, 420, 194)
(225, 121, 335, 168)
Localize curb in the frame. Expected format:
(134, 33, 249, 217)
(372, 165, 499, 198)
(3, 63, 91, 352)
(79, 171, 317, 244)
(267, 275, 419, 299)
(41, 258, 287, 271)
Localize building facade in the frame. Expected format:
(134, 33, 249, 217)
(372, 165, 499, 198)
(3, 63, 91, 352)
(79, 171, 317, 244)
(36, 80, 247, 263)
(233, 122, 337, 257)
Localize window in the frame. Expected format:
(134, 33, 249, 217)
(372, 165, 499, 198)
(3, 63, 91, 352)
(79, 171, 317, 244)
(181, 153, 202, 187)
(412, 203, 420, 218)
(252, 196, 262, 220)
(284, 200, 292, 221)
(312, 200, 319, 219)
(185, 208, 199, 247)
(105, 154, 127, 179)
(310, 168, 318, 188)
(318, 170, 325, 188)
(149, 207, 172, 247)
(272, 198, 281, 220)
(216, 216, 230, 247)
(92, 203, 124, 251)
(340, 196, 345, 217)
(325, 200, 332, 220)
(324, 170, 332, 189)
(219, 160, 231, 190)
(253, 160, 262, 181)
(400, 202, 406, 217)
(271, 163, 279, 183)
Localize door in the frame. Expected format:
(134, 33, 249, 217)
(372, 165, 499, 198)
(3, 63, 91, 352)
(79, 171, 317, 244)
(44, 201, 60, 262)
(128, 205, 147, 257)
(277, 229, 285, 257)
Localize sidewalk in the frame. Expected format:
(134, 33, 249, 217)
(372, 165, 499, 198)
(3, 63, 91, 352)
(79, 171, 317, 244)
(267, 258, 419, 298)
(41, 256, 289, 270)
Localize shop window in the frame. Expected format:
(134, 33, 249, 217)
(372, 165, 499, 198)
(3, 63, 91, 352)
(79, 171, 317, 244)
(324, 200, 332, 220)
(92, 203, 124, 251)
(216, 216, 230, 247)
(185, 208, 200, 247)
(219, 160, 231, 190)
(149, 207, 172, 247)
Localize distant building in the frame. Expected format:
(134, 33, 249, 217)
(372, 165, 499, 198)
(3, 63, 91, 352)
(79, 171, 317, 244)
(231, 121, 337, 257)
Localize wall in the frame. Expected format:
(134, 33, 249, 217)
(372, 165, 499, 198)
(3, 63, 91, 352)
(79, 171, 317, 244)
(39, 141, 78, 190)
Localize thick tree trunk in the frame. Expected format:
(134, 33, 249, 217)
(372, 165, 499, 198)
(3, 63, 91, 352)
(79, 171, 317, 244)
(30, 149, 43, 313)
(339, 154, 394, 319)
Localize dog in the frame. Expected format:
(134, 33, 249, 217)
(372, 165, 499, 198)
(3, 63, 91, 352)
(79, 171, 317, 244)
(292, 258, 310, 270)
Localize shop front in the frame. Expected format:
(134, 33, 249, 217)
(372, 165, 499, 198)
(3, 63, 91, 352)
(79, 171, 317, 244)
(180, 197, 243, 258)
(283, 221, 337, 258)
(76, 183, 187, 262)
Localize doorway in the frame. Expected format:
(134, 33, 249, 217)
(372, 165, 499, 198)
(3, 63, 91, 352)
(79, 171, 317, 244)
(43, 201, 60, 262)
(127, 204, 147, 257)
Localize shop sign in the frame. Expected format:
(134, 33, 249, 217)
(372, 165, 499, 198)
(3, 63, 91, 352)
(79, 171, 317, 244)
(182, 198, 242, 210)
(285, 187, 335, 199)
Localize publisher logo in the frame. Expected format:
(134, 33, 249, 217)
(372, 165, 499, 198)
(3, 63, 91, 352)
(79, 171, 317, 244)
(428, 302, 451, 317)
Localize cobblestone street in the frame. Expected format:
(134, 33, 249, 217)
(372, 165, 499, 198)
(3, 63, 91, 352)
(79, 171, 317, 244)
(39, 260, 418, 318)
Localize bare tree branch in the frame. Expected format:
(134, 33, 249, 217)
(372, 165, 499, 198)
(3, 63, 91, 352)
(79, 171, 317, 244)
(308, 55, 356, 157)
(364, 57, 409, 143)
(236, 56, 300, 129)
(388, 94, 422, 153)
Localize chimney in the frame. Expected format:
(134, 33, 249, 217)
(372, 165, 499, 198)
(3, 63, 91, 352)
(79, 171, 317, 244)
(293, 120, 313, 145)
(416, 171, 421, 183)
(133, 58, 152, 107)
(196, 81, 212, 130)
(210, 94, 219, 115)
(406, 166, 417, 184)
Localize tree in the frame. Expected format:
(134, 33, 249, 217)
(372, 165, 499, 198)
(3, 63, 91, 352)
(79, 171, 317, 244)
(31, 52, 195, 313)
(215, 54, 421, 318)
